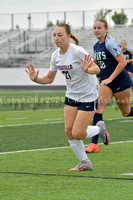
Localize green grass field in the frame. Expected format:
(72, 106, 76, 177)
(0, 90, 133, 200)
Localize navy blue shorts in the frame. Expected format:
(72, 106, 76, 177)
(106, 77, 132, 93)
(101, 70, 133, 93)
(65, 97, 98, 111)
(125, 64, 133, 73)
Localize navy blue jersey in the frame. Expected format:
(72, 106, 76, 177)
(93, 35, 132, 92)
(94, 35, 125, 80)
(123, 48, 133, 72)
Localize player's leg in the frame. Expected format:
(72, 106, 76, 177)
(85, 85, 113, 153)
(64, 104, 92, 171)
(67, 103, 109, 171)
(128, 71, 133, 81)
(72, 109, 109, 143)
(64, 104, 78, 140)
(114, 87, 133, 117)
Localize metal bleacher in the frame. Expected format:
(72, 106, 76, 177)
(0, 29, 56, 68)
(74, 26, 133, 56)
(109, 25, 133, 47)
(0, 25, 133, 68)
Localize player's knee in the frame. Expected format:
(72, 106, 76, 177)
(72, 130, 84, 140)
(122, 111, 129, 117)
(65, 127, 73, 139)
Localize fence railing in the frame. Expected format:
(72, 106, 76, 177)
(0, 28, 55, 68)
(14, 30, 54, 54)
(0, 8, 133, 30)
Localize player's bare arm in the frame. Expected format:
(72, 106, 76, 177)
(26, 63, 57, 84)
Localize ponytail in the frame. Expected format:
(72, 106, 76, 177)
(56, 23, 79, 45)
(71, 33, 79, 45)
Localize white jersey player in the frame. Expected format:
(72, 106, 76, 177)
(26, 23, 109, 171)
(50, 43, 98, 102)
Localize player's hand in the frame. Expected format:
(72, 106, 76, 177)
(81, 54, 93, 73)
(25, 63, 39, 82)
(100, 77, 112, 86)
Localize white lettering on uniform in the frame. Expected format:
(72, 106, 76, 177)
(94, 51, 106, 60)
(94, 51, 106, 69)
(98, 61, 106, 69)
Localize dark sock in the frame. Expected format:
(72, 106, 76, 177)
(127, 107, 133, 117)
(91, 113, 103, 144)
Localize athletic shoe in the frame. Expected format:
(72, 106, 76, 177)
(69, 161, 92, 171)
(85, 143, 99, 153)
(96, 121, 110, 145)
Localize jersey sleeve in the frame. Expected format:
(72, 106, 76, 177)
(127, 47, 130, 51)
(105, 38, 122, 58)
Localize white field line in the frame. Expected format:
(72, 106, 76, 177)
(119, 120, 133, 123)
(121, 173, 133, 176)
(0, 140, 133, 155)
(1, 117, 133, 128)
(105, 117, 133, 121)
(0, 121, 64, 128)
(0, 117, 132, 155)
(42, 118, 63, 121)
(6, 117, 28, 120)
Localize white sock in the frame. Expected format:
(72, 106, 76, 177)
(85, 125, 100, 139)
(68, 139, 90, 162)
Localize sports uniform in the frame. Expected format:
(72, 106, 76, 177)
(85, 34, 133, 153)
(50, 43, 98, 110)
(49, 42, 110, 170)
(123, 48, 133, 73)
(26, 24, 110, 171)
(93, 35, 132, 93)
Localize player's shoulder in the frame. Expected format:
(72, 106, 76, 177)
(93, 39, 99, 47)
(105, 34, 122, 54)
(50, 48, 60, 62)
(70, 43, 84, 51)
(105, 35, 119, 48)
(126, 47, 130, 52)
(69, 43, 87, 54)
(51, 48, 59, 57)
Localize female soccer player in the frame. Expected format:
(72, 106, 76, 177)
(85, 19, 133, 153)
(25, 24, 109, 171)
(121, 40, 133, 80)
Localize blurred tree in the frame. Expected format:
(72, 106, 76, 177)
(112, 9, 128, 25)
(47, 21, 54, 27)
(94, 8, 112, 20)
(56, 20, 65, 25)
(131, 19, 133, 26)
(46, 20, 69, 28)
(16, 25, 20, 30)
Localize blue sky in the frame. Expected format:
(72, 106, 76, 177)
(0, 0, 133, 13)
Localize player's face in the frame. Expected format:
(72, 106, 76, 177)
(93, 21, 108, 43)
(121, 41, 127, 50)
(53, 26, 70, 49)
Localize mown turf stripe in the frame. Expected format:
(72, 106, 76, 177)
(0, 140, 133, 155)
(0, 116, 132, 128)
(0, 171, 133, 181)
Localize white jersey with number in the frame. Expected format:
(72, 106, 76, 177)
(49, 43, 98, 102)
